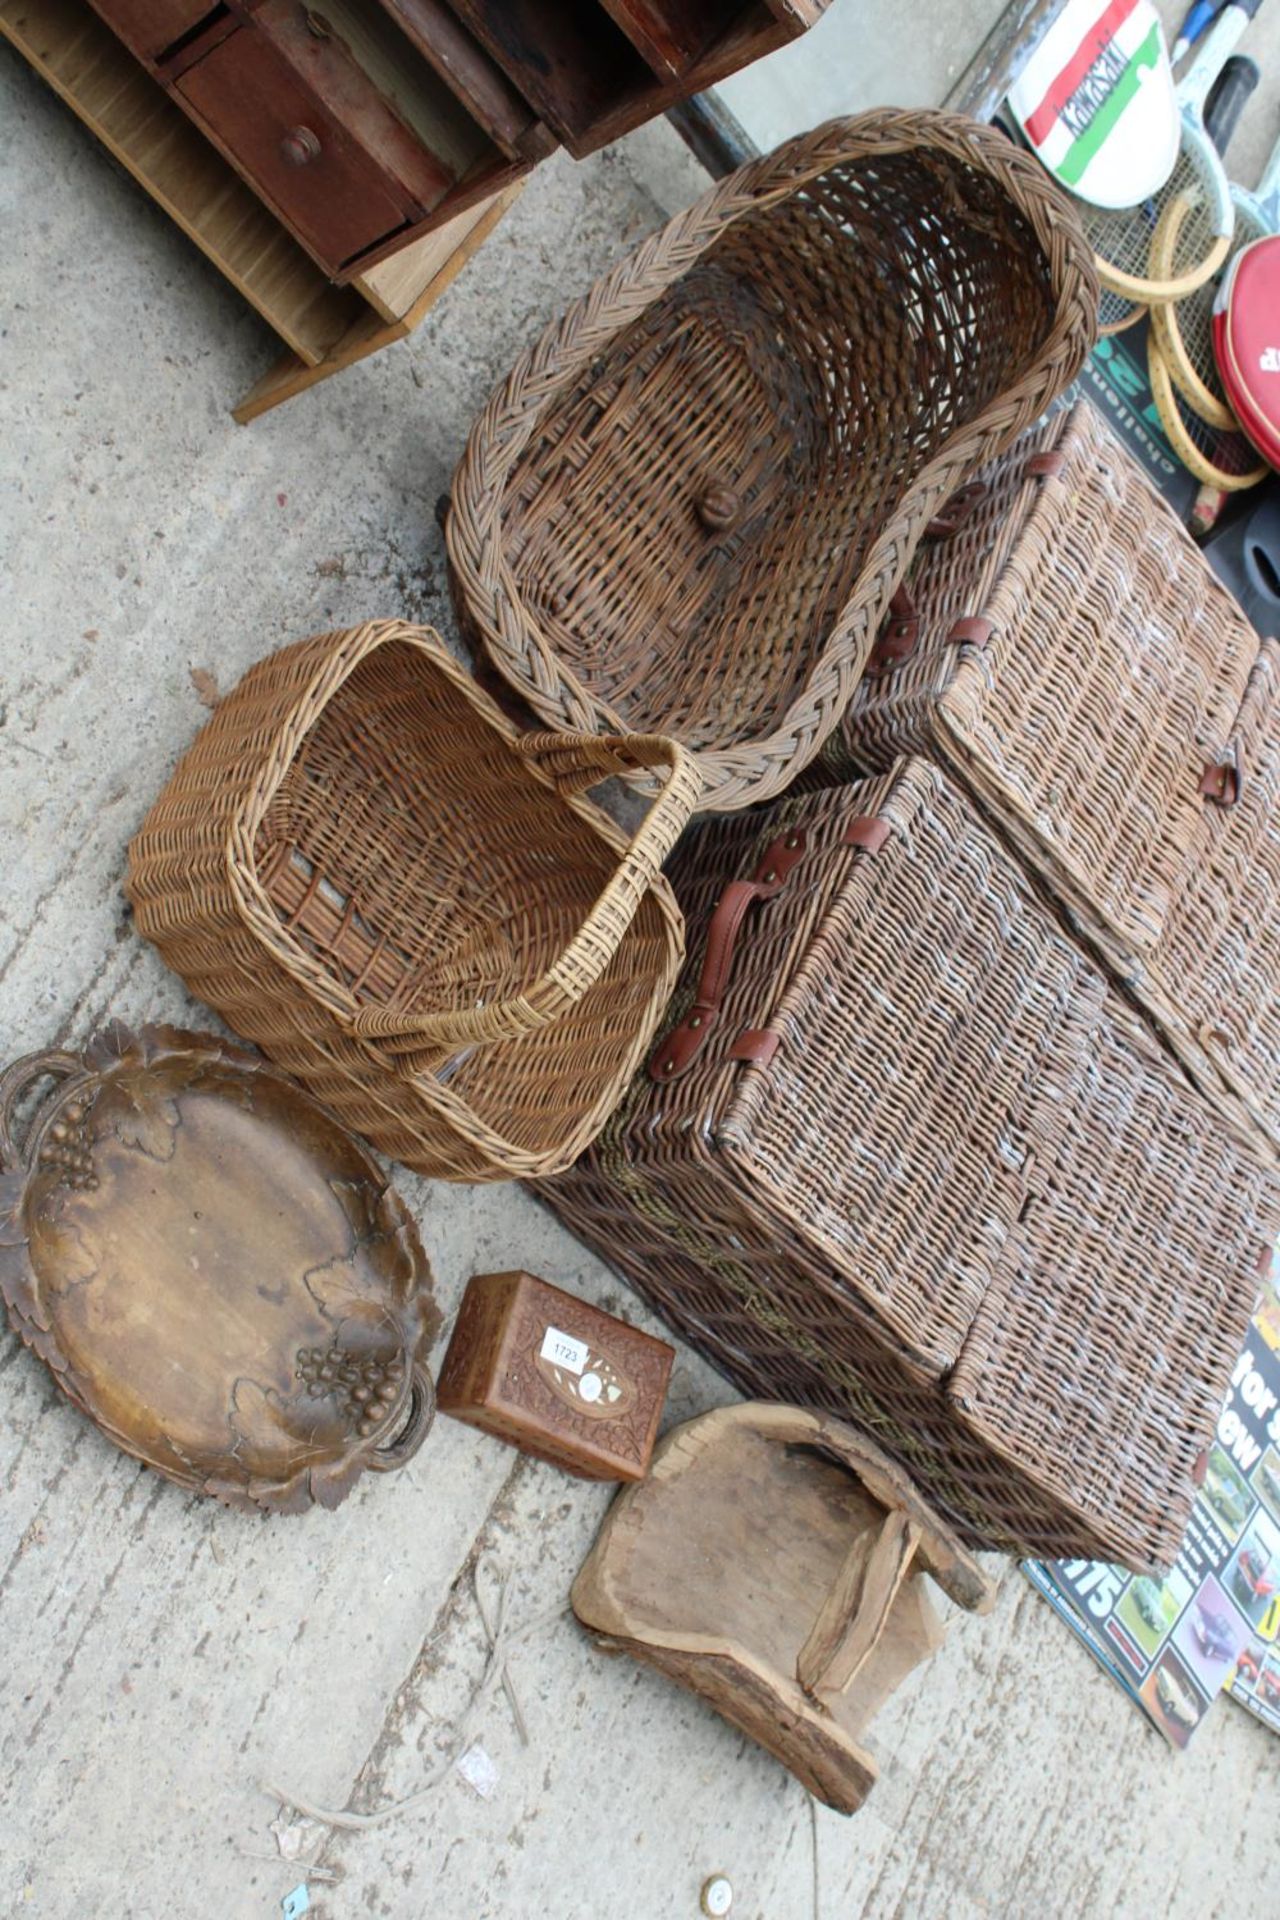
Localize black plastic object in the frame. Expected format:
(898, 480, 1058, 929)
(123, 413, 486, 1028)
(1203, 488, 1280, 637)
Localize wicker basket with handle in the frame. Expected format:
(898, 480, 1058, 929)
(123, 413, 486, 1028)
(537, 758, 1280, 1567)
(446, 107, 1099, 813)
(126, 622, 701, 1182)
(816, 398, 1280, 1160)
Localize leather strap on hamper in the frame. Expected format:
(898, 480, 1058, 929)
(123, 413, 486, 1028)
(649, 814, 891, 1081)
(1200, 743, 1243, 809)
(947, 616, 994, 648)
(866, 586, 920, 675)
(1023, 450, 1066, 479)
(924, 480, 988, 540)
(866, 449, 1063, 676)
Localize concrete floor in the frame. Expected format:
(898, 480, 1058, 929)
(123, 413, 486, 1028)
(3, 6, 1280, 1919)
(717, 0, 1011, 144)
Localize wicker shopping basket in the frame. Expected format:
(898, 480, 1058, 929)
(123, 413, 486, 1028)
(447, 107, 1099, 812)
(818, 399, 1280, 1159)
(537, 758, 1280, 1567)
(127, 622, 701, 1182)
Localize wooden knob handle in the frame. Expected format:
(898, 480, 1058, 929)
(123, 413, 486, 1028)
(281, 126, 322, 166)
(696, 484, 741, 532)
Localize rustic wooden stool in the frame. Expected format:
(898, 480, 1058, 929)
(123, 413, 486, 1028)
(572, 1402, 996, 1813)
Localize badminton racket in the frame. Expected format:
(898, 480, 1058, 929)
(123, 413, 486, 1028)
(1148, 327, 1268, 487)
(1148, 55, 1261, 426)
(1079, 0, 1265, 303)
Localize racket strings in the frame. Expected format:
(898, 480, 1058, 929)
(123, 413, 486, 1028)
(1074, 142, 1220, 280)
(1156, 197, 1272, 424)
(1099, 292, 1145, 334)
(1149, 330, 1268, 489)
(1154, 196, 1228, 416)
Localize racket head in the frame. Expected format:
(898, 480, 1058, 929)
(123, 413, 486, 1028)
(1252, 130, 1280, 229)
(1007, 0, 1179, 208)
(1162, 188, 1272, 424)
(1148, 328, 1268, 489)
(1083, 4, 1242, 302)
(1099, 291, 1148, 334)
(1149, 194, 1237, 426)
(1229, 131, 1280, 247)
(1083, 136, 1233, 301)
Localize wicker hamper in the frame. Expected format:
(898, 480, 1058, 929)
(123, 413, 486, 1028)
(126, 622, 701, 1182)
(447, 108, 1098, 812)
(537, 758, 1280, 1567)
(817, 398, 1280, 1159)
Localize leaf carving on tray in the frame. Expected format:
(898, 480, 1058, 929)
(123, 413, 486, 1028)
(87, 1022, 257, 1081)
(249, 1472, 313, 1516)
(304, 1250, 398, 1335)
(0, 1172, 29, 1232)
(86, 1021, 146, 1073)
(109, 1066, 195, 1161)
(332, 1177, 427, 1301)
(227, 1376, 292, 1463)
(308, 1455, 364, 1512)
(329, 1177, 383, 1250)
(28, 1207, 99, 1290)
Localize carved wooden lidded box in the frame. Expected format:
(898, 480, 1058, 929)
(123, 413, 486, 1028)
(436, 1271, 674, 1480)
(0, 1025, 439, 1512)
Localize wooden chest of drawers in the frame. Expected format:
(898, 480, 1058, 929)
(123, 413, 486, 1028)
(74, 0, 833, 279)
(84, 0, 533, 277)
(7, 0, 832, 413)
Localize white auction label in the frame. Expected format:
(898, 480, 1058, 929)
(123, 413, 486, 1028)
(539, 1325, 589, 1375)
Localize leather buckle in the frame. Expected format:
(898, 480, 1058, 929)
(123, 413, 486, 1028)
(925, 481, 988, 540)
(866, 585, 920, 676)
(1200, 743, 1242, 809)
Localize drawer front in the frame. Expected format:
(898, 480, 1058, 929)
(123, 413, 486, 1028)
(177, 25, 410, 271)
(86, 0, 215, 61)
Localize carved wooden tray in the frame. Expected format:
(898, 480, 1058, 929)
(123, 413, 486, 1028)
(0, 1025, 439, 1512)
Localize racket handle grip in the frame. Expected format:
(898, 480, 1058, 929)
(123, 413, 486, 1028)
(1204, 54, 1260, 156)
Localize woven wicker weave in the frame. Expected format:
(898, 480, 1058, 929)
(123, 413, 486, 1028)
(537, 759, 1280, 1567)
(447, 109, 1098, 813)
(1147, 639, 1280, 1158)
(126, 622, 701, 1183)
(819, 399, 1279, 1157)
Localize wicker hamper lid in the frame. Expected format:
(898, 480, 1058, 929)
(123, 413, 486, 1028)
(693, 759, 1101, 1380)
(842, 399, 1280, 1159)
(652, 758, 1279, 1564)
(844, 400, 1259, 964)
(1151, 637, 1280, 1156)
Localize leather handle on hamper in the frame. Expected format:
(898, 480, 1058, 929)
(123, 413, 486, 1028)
(346, 731, 701, 1055)
(648, 828, 808, 1080)
(867, 479, 990, 674)
(865, 585, 920, 677)
(649, 814, 891, 1080)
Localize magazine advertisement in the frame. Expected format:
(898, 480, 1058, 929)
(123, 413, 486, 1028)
(1026, 1247, 1280, 1748)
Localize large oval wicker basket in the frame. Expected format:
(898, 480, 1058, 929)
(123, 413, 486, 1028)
(447, 108, 1099, 812)
(126, 622, 701, 1182)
